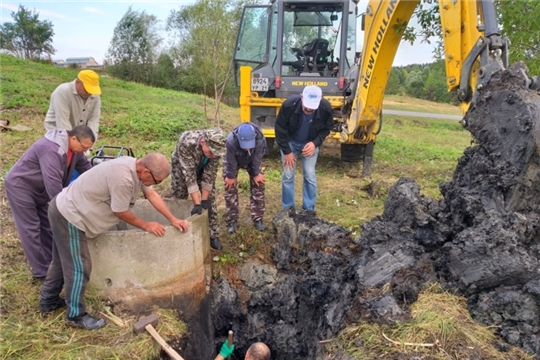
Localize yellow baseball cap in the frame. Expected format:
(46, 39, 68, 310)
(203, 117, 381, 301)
(77, 70, 101, 95)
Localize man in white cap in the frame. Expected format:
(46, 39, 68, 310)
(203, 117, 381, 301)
(274, 85, 333, 211)
(223, 123, 268, 234)
(44, 70, 102, 141)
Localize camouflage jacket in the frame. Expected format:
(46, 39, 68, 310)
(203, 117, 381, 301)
(172, 130, 220, 194)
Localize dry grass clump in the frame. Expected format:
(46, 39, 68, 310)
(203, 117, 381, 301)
(0, 274, 186, 360)
(336, 284, 534, 360)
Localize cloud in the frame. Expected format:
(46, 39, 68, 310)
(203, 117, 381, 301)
(37, 9, 67, 20)
(1, 3, 66, 20)
(83, 7, 108, 16)
(1, 3, 19, 12)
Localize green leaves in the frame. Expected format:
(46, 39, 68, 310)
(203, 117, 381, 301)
(0, 5, 55, 60)
(495, 0, 540, 74)
(166, 0, 240, 124)
(408, 0, 539, 75)
(105, 7, 162, 85)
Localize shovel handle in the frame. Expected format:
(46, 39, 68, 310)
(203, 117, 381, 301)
(145, 324, 184, 360)
(226, 330, 234, 359)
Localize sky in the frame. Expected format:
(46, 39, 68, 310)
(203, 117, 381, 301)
(0, 0, 437, 66)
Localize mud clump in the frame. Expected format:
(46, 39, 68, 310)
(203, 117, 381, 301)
(202, 64, 540, 359)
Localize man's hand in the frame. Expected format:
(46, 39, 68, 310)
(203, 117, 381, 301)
(170, 218, 189, 232)
(224, 177, 237, 190)
(144, 222, 166, 236)
(302, 141, 316, 157)
(201, 199, 211, 210)
(283, 152, 295, 170)
(253, 173, 265, 187)
(191, 204, 203, 215)
(219, 341, 235, 358)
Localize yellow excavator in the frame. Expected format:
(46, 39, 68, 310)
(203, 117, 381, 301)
(233, 0, 538, 175)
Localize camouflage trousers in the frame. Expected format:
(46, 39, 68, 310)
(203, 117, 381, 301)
(223, 169, 265, 225)
(169, 164, 219, 239)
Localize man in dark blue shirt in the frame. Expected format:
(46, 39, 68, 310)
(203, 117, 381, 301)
(274, 86, 334, 210)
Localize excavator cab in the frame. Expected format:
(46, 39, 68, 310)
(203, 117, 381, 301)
(233, 0, 359, 142)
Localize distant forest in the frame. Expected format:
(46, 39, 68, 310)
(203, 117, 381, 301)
(386, 61, 457, 104)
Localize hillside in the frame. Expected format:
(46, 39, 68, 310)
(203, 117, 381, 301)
(1, 54, 242, 168)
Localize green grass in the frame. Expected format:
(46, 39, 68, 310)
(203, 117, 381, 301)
(0, 54, 530, 359)
(383, 94, 463, 115)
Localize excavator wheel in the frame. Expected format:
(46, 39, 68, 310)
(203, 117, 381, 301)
(265, 137, 275, 156)
(340, 142, 374, 177)
(340, 143, 364, 163)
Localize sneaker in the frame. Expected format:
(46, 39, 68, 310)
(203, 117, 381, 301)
(210, 237, 222, 250)
(227, 222, 237, 234)
(66, 313, 106, 330)
(254, 220, 266, 231)
(40, 297, 67, 314)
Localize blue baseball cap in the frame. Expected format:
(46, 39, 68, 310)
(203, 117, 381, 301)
(237, 123, 256, 149)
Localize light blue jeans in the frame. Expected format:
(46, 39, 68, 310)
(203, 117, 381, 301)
(281, 141, 319, 210)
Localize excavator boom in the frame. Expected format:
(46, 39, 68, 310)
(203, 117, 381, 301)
(341, 0, 511, 175)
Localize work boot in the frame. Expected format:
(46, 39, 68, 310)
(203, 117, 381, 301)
(66, 313, 106, 330)
(210, 237, 222, 250)
(227, 222, 237, 234)
(254, 220, 266, 231)
(40, 297, 67, 314)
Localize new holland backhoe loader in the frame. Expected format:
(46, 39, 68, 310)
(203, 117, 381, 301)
(233, 0, 539, 176)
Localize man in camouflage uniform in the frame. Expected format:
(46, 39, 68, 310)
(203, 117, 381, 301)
(170, 128, 226, 250)
(223, 123, 267, 234)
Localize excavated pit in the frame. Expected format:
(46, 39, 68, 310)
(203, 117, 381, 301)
(173, 64, 540, 359)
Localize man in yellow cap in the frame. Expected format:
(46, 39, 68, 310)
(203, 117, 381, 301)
(44, 70, 102, 141)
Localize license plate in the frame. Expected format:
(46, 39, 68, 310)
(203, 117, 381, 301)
(251, 77, 269, 91)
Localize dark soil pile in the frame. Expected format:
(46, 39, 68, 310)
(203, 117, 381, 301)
(180, 64, 540, 359)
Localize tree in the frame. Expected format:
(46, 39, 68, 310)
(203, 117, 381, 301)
(495, 0, 540, 75)
(424, 67, 452, 103)
(106, 7, 162, 84)
(152, 52, 178, 89)
(167, 0, 241, 125)
(385, 68, 403, 95)
(405, 69, 426, 98)
(406, 0, 539, 75)
(0, 5, 55, 60)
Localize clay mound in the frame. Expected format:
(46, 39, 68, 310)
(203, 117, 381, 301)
(200, 64, 540, 360)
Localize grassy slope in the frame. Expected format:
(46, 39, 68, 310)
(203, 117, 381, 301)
(383, 94, 463, 115)
(0, 55, 530, 359)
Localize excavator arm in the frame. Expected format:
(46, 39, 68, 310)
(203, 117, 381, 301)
(344, 0, 511, 175)
(233, 0, 538, 176)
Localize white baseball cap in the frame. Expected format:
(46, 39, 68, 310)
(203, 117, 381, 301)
(301, 85, 322, 109)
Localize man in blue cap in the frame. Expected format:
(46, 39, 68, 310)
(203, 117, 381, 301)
(223, 123, 268, 233)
